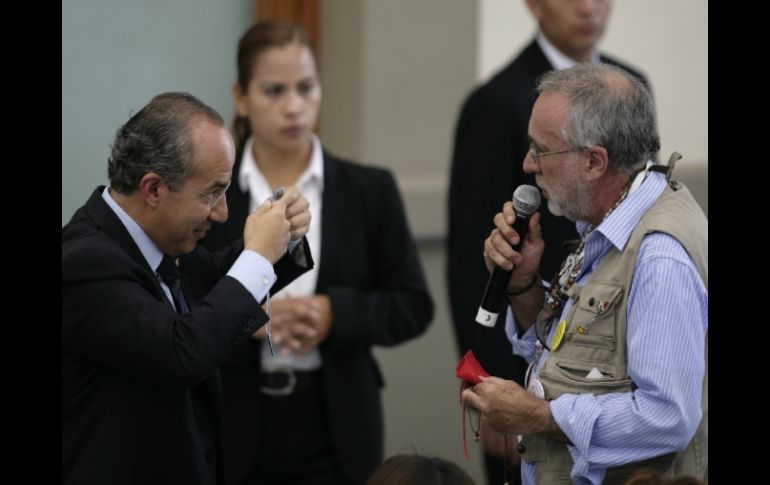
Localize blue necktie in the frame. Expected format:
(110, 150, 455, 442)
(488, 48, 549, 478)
(156, 255, 189, 313)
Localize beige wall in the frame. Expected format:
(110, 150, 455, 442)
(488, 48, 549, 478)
(321, 0, 478, 240)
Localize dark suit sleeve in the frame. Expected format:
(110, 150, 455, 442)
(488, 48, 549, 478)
(323, 170, 434, 353)
(62, 243, 268, 394)
(181, 238, 313, 371)
(185, 238, 313, 303)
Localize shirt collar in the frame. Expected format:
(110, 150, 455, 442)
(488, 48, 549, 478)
(238, 137, 258, 193)
(101, 187, 164, 271)
(302, 134, 325, 190)
(587, 164, 667, 251)
(536, 32, 601, 71)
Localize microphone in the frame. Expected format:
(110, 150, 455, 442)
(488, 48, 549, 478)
(475, 185, 541, 327)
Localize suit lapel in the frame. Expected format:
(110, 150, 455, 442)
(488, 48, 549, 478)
(520, 39, 556, 80)
(317, 152, 343, 291)
(86, 188, 165, 299)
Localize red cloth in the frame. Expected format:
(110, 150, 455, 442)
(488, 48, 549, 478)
(455, 349, 490, 384)
(455, 350, 491, 459)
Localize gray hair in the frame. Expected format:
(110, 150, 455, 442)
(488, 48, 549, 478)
(107, 92, 225, 194)
(536, 63, 659, 174)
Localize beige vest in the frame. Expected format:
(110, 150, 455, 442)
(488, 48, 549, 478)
(520, 180, 708, 484)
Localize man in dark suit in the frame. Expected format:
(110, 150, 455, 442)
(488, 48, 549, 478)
(446, 1, 652, 483)
(62, 92, 313, 485)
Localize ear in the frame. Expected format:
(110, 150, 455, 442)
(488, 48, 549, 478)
(233, 82, 248, 118)
(583, 146, 610, 181)
(138, 172, 164, 208)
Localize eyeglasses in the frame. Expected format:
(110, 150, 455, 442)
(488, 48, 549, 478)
(202, 189, 227, 209)
(197, 182, 231, 209)
(528, 144, 582, 166)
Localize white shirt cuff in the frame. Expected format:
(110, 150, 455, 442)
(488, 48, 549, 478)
(227, 250, 277, 303)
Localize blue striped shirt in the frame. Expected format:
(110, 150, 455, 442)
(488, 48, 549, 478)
(506, 170, 708, 484)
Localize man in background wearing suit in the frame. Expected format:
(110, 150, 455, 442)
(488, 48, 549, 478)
(446, 2, 652, 483)
(62, 92, 312, 485)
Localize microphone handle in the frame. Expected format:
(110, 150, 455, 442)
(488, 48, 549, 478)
(475, 266, 512, 327)
(475, 214, 530, 327)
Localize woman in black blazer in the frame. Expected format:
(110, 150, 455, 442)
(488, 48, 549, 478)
(198, 21, 434, 485)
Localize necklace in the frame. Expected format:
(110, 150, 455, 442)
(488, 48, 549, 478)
(544, 180, 632, 314)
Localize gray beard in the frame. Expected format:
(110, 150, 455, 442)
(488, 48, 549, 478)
(547, 198, 564, 217)
(547, 197, 580, 222)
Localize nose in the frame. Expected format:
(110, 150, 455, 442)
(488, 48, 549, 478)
(209, 193, 228, 223)
(576, 0, 603, 16)
(523, 151, 539, 174)
(283, 89, 304, 115)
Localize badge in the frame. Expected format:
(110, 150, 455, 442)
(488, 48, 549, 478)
(527, 377, 545, 399)
(551, 319, 567, 351)
(597, 299, 611, 315)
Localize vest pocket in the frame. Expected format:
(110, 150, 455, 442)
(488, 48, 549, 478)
(567, 283, 624, 342)
(540, 360, 633, 400)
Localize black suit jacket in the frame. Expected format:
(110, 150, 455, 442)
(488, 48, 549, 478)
(62, 187, 311, 485)
(198, 149, 434, 485)
(447, 39, 651, 379)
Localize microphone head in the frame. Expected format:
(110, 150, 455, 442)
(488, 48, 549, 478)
(512, 184, 541, 217)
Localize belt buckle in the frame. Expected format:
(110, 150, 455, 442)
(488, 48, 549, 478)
(260, 367, 296, 396)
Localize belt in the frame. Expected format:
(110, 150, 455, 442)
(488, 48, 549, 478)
(260, 368, 322, 397)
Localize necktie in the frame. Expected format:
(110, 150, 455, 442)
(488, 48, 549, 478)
(156, 255, 189, 313)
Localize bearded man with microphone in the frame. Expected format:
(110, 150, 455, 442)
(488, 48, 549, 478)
(462, 63, 707, 485)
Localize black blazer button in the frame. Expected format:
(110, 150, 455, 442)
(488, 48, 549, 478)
(206, 449, 217, 464)
(242, 319, 256, 332)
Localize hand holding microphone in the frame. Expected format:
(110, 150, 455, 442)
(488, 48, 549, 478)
(475, 185, 544, 326)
